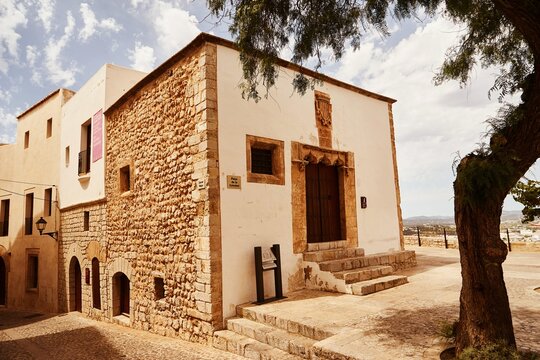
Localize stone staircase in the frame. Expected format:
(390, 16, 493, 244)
(302, 242, 416, 296)
(213, 304, 328, 359)
(212, 245, 417, 359)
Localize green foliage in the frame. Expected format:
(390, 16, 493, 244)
(438, 320, 458, 343)
(511, 179, 540, 222)
(458, 342, 539, 360)
(208, 0, 532, 102)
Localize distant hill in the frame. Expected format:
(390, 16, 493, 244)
(404, 210, 523, 226)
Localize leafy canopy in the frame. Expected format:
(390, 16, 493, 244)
(511, 179, 540, 222)
(207, 0, 532, 101)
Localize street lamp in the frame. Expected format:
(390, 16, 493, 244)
(35, 217, 58, 240)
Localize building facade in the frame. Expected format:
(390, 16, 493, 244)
(57, 64, 146, 320)
(0, 89, 74, 312)
(0, 33, 413, 346)
(100, 34, 414, 343)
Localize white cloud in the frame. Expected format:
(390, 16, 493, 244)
(0, 107, 16, 128)
(26, 45, 37, 66)
(151, 1, 200, 55)
(128, 42, 156, 72)
(0, 0, 27, 74)
(330, 16, 511, 216)
(44, 11, 78, 86)
(79, 3, 122, 42)
(0, 89, 12, 104)
(36, 0, 55, 33)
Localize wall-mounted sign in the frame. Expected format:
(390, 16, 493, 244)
(227, 175, 241, 189)
(92, 109, 103, 163)
(360, 196, 368, 209)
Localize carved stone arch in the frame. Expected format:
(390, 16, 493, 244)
(65, 243, 88, 271)
(86, 240, 105, 262)
(107, 257, 133, 321)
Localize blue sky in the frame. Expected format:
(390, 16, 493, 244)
(0, 0, 536, 217)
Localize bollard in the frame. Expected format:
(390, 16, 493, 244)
(417, 227, 421, 246)
(506, 228, 512, 252)
(444, 228, 448, 249)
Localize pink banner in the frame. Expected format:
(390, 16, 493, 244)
(92, 109, 103, 162)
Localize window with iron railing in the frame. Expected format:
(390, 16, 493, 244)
(78, 149, 90, 175)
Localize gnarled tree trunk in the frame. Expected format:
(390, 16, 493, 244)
(453, 2, 540, 353)
(454, 161, 515, 352)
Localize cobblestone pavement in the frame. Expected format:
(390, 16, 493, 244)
(0, 310, 243, 360)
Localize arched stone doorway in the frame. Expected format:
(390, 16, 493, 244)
(0, 257, 6, 306)
(69, 256, 82, 312)
(112, 272, 130, 316)
(91, 257, 101, 309)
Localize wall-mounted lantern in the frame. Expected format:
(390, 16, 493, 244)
(35, 217, 58, 240)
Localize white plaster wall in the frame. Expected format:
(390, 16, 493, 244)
(216, 45, 401, 319)
(60, 65, 146, 208)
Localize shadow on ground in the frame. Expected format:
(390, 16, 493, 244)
(0, 310, 55, 330)
(0, 325, 124, 360)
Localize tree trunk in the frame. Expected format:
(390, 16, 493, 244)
(453, 2, 540, 345)
(454, 163, 515, 352)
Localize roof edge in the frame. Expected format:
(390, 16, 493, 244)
(106, 33, 396, 115)
(17, 88, 75, 119)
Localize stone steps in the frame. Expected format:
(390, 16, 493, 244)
(317, 252, 398, 272)
(213, 329, 303, 360)
(304, 248, 415, 296)
(227, 317, 317, 358)
(238, 304, 334, 340)
(303, 248, 365, 262)
(333, 265, 393, 284)
(350, 275, 408, 296)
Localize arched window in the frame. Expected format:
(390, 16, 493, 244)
(91, 258, 101, 309)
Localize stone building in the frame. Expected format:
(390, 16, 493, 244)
(0, 89, 74, 312)
(100, 33, 414, 344)
(57, 64, 146, 319)
(0, 33, 414, 349)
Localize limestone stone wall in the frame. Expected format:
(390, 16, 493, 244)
(105, 42, 221, 343)
(59, 200, 108, 318)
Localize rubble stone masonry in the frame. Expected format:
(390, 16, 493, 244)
(105, 42, 221, 344)
(59, 201, 108, 317)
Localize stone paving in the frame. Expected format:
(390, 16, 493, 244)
(0, 310, 242, 360)
(1, 246, 539, 359)
(231, 246, 540, 359)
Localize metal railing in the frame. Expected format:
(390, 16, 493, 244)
(78, 149, 90, 175)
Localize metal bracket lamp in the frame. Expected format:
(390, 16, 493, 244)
(35, 217, 58, 240)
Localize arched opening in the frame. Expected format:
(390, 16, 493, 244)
(69, 256, 82, 312)
(0, 257, 6, 306)
(112, 272, 130, 316)
(91, 258, 101, 309)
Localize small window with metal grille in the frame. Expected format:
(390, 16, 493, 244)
(251, 148, 273, 175)
(246, 135, 285, 185)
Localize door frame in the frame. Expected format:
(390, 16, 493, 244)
(291, 142, 358, 253)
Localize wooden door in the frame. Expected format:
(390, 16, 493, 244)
(120, 275, 130, 315)
(73, 259, 82, 312)
(0, 258, 6, 306)
(305, 163, 342, 243)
